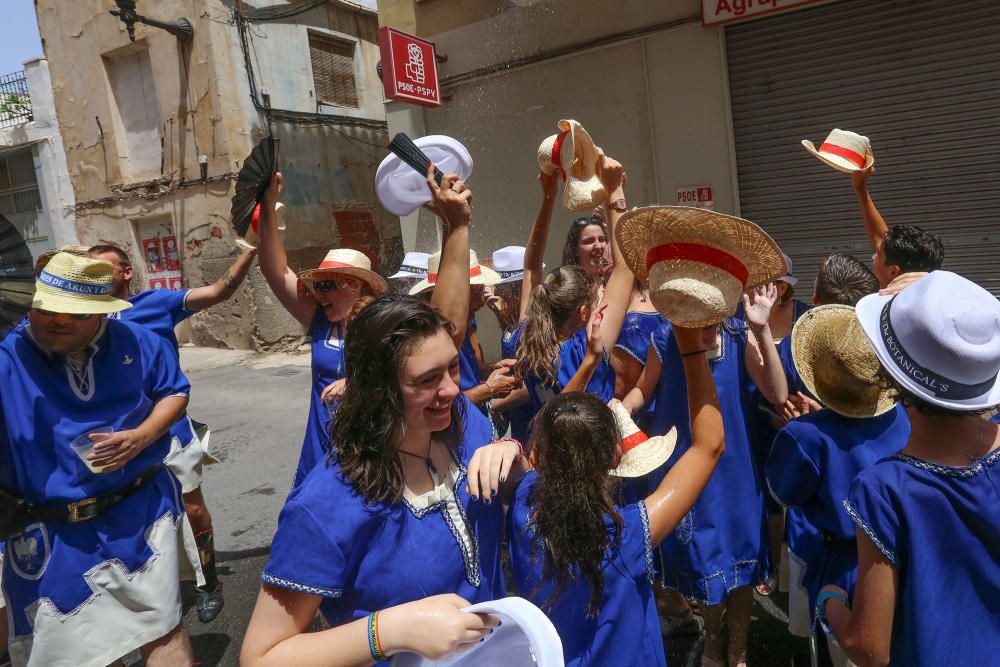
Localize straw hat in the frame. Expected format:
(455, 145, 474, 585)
(298, 249, 388, 294)
(388, 251, 429, 280)
(609, 401, 677, 478)
(408, 249, 502, 295)
(616, 206, 786, 328)
(376, 135, 473, 217)
(856, 271, 1000, 410)
(32, 252, 132, 315)
(791, 305, 897, 418)
(537, 119, 607, 213)
(801, 129, 875, 174)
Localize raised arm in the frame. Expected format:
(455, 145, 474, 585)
(427, 163, 473, 348)
(595, 153, 631, 352)
(519, 171, 560, 322)
(184, 245, 258, 312)
(644, 325, 725, 544)
(257, 173, 316, 328)
(851, 156, 887, 254)
(561, 302, 607, 394)
(743, 283, 789, 407)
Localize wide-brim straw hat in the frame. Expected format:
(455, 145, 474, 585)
(791, 305, 897, 418)
(389, 251, 430, 280)
(855, 271, 1000, 411)
(537, 119, 607, 213)
(616, 206, 787, 328)
(376, 135, 473, 217)
(298, 248, 388, 294)
(609, 401, 676, 478)
(408, 249, 502, 295)
(801, 128, 875, 174)
(32, 252, 132, 315)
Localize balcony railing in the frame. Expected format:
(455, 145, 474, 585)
(0, 71, 32, 129)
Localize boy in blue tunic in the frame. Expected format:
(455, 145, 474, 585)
(821, 271, 1000, 667)
(766, 304, 909, 666)
(0, 252, 193, 666)
(90, 241, 258, 622)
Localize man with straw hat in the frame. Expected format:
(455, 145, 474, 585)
(89, 241, 259, 623)
(0, 252, 194, 665)
(765, 305, 909, 667)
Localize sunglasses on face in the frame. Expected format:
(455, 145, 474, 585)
(313, 276, 362, 293)
(35, 308, 98, 320)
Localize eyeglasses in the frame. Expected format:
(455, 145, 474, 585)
(313, 276, 362, 293)
(34, 308, 98, 320)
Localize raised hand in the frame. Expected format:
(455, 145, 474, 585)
(426, 161, 472, 227)
(596, 151, 625, 195)
(539, 168, 560, 200)
(586, 301, 609, 358)
(742, 283, 779, 330)
(851, 147, 875, 189)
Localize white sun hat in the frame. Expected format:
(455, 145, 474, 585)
(389, 252, 430, 280)
(801, 129, 875, 174)
(778, 253, 799, 286)
(855, 271, 1000, 410)
(376, 135, 473, 217)
(408, 249, 502, 295)
(492, 246, 542, 285)
(608, 401, 677, 478)
(537, 119, 607, 213)
(391, 597, 564, 667)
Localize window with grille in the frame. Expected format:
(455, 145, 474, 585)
(309, 33, 358, 108)
(0, 147, 41, 218)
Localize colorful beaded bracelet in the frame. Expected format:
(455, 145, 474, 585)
(368, 611, 385, 661)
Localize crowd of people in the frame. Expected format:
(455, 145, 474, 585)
(0, 131, 998, 667)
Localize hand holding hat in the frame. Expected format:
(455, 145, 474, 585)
(425, 162, 472, 228)
(802, 128, 876, 174)
(537, 119, 608, 213)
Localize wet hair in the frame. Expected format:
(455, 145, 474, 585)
(815, 253, 879, 306)
(876, 366, 990, 419)
(528, 392, 623, 617)
(882, 225, 944, 273)
(517, 265, 597, 385)
(330, 295, 463, 504)
(88, 244, 132, 267)
(561, 216, 608, 269)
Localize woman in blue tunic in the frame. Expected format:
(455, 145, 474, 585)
(821, 271, 1000, 667)
(256, 174, 388, 488)
(243, 167, 506, 666)
(469, 322, 725, 667)
(623, 285, 788, 667)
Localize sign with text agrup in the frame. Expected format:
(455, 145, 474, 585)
(702, 0, 825, 26)
(378, 27, 441, 107)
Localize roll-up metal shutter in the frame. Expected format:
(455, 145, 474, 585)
(726, 0, 1000, 294)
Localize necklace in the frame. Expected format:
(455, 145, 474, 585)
(398, 439, 438, 479)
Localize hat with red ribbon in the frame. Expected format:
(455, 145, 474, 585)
(537, 119, 607, 213)
(298, 248, 388, 294)
(801, 128, 875, 174)
(608, 401, 677, 478)
(408, 249, 502, 295)
(616, 206, 786, 328)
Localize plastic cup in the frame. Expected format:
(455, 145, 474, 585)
(70, 427, 114, 473)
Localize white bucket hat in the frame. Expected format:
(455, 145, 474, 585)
(855, 271, 1000, 410)
(801, 129, 875, 174)
(492, 246, 540, 285)
(537, 119, 607, 213)
(778, 252, 799, 286)
(616, 206, 787, 328)
(408, 249, 502, 295)
(608, 401, 677, 478)
(389, 252, 430, 280)
(391, 597, 564, 667)
(376, 135, 473, 217)
(32, 252, 132, 315)
(298, 248, 388, 294)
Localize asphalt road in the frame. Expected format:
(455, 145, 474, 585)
(172, 348, 813, 667)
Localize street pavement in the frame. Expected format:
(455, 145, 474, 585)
(172, 347, 812, 667)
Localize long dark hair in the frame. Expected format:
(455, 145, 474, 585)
(528, 392, 623, 617)
(561, 216, 608, 269)
(330, 295, 463, 504)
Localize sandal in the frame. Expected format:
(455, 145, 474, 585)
(755, 575, 777, 597)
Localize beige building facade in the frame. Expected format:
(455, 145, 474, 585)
(36, 0, 399, 350)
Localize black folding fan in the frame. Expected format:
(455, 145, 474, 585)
(388, 133, 444, 186)
(231, 134, 278, 237)
(0, 214, 35, 339)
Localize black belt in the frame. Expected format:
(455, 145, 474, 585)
(26, 464, 161, 524)
(820, 530, 857, 550)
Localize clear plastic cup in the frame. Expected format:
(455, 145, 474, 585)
(70, 427, 114, 473)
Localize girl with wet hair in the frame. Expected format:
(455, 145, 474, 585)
(561, 214, 610, 283)
(469, 323, 726, 666)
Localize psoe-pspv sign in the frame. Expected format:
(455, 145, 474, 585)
(702, 0, 826, 26)
(378, 26, 441, 107)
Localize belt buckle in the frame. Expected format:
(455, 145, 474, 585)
(67, 497, 98, 523)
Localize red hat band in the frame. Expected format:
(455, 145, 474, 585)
(646, 242, 749, 286)
(818, 142, 866, 169)
(427, 265, 482, 284)
(550, 129, 570, 181)
(621, 429, 649, 454)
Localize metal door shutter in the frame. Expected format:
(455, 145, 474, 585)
(726, 0, 1000, 295)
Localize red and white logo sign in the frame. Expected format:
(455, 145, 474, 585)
(378, 27, 441, 107)
(677, 185, 715, 211)
(702, 0, 824, 27)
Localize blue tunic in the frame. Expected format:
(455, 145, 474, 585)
(459, 318, 483, 392)
(509, 471, 663, 667)
(765, 406, 909, 624)
(263, 395, 505, 638)
(503, 321, 534, 444)
(649, 319, 769, 603)
(845, 448, 1000, 667)
(524, 328, 616, 413)
(613, 311, 667, 364)
(292, 306, 346, 488)
(0, 320, 189, 639)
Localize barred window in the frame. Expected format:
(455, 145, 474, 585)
(0, 147, 41, 217)
(309, 33, 358, 109)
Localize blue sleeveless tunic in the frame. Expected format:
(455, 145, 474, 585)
(524, 328, 616, 413)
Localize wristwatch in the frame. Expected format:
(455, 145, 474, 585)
(609, 197, 627, 212)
